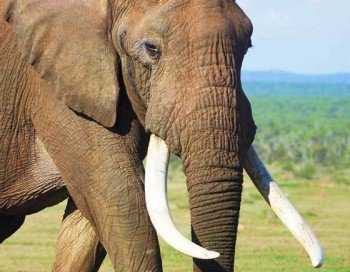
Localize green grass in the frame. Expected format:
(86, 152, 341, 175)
(1, 163, 350, 272)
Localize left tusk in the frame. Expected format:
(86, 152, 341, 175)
(145, 134, 220, 260)
(243, 146, 324, 268)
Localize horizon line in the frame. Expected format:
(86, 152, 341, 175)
(242, 69, 350, 76)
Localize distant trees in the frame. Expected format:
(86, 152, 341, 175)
(247, 83, 350, 180)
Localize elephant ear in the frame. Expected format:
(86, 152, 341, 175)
(9, 0, 119, 127)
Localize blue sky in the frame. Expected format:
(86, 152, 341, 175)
(238, 0, 350, 74)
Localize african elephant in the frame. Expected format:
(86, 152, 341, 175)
(0, 0, 323, 271)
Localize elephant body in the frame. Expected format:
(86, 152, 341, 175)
(0, 0, 258, 271)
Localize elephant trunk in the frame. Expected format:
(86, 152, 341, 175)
(176, 64, 245, 271)
(182, 125, 242, 272)
(145, 82, 244, 271)
(187, 167, 242, 272)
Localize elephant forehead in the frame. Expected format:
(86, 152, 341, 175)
(143, 0, 249, 43)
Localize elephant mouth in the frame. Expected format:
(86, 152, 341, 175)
(144, 134, 324, 268)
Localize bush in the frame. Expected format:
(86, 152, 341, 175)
(245, 82, 350, 180)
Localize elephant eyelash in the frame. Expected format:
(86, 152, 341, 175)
(134, 39, 161, 66)
(143, 42, 161, 59)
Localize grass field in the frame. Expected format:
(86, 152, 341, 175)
(1, 162, 349, 272)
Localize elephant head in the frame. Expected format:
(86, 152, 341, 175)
(1, 0, 323, 270)
(108, 0, 323, 271)
(108, 1, 256, 271)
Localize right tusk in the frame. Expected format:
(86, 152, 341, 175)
(145, 134, 220, 260)
(243, 146, 324, 268)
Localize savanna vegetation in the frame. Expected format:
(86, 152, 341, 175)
(246, 82, 350, 183)
(1, 81, 349, 271)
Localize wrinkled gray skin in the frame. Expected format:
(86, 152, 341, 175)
(0, 0, 256, 271)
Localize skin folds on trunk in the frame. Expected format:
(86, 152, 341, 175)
(190, 179, 241, 272)
(165, 32, 252, 269)
(184, 130, 242, 272)
(177, 82, 244, 271)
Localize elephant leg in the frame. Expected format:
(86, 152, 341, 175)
(0, 215, 25, 243)
(32, 94, 162, 271)
(53, 197, 106, 272)
(34, 102, 162, 271)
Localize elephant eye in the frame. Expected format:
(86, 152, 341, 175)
(143, 41, 161, 60)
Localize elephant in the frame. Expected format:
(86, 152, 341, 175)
(0, 0, 323, 271)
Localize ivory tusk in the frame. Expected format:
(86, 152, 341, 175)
(145, 134, 220, 260)
(243, 146, 324, 268)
